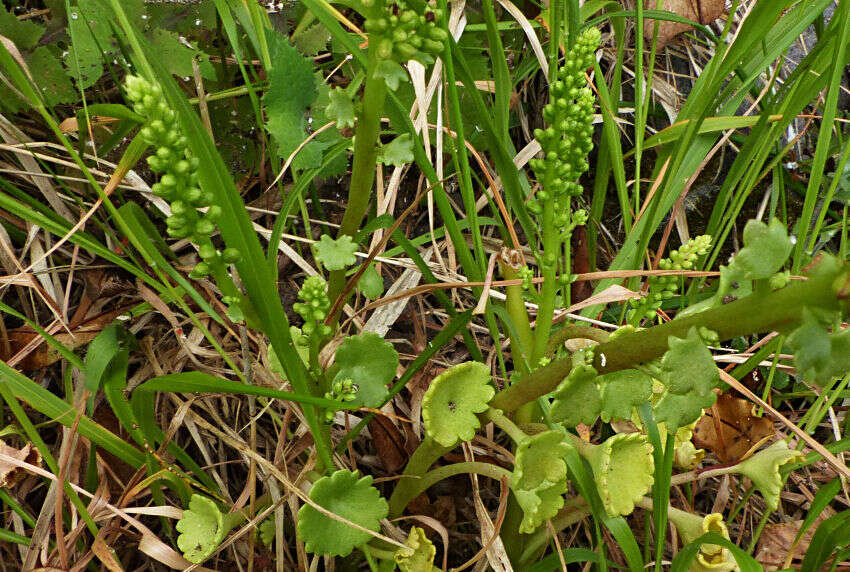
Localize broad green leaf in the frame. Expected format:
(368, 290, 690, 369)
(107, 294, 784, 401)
(66, 0, 113, 89)
(263, 29, 320, 169)
(268, 326, 310, 379)
(333, 332, 398, 408)
(734, 440, 804, 512)
(788, 309, 850, 387)
(512, 430, 570, 490)
(28, 47, 76, 106)
(729, 218, 793, 280)
(358, 264, 384, 299)
(599, 369, 653, 422)
(659, 328, 718, 396)
(147, 28, 214, 80)
(653, 387, 716, 432)
(395, 527, 436, 571)
(315, 234, 358, 270)
(326, 86, 356, 129)
(581, 433, 654, 517)
(373, 59, 407, 91)
(297, 470, 388, 556)
(0, 4, 44, 49)
(550, 350, 601, 427)
(176, 495, 242, 564)
(514, 479, 567, 534)
(378, 134, 414, 167)
(293, 22, 330, 56)
(422, 362, 494, 447)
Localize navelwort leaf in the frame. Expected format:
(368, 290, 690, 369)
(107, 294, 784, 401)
(315, 234, 358, 270)
(332, 332, 398, 408)
(326, 86, 356, 129)
(176, 495, 243, 564)
(659, 327, 719, 396)
(728, 218, 793, 281)
(578, 433, 655, 517)
(374, 59, 408, 91)
(733, 440, 803, 512)
(422, 362, 494, 447)
(358, 264, 384, 299)
(297, 470, 388, 556)
(377, 134, 414, 167)
(550, 349, 601, 427)
(514, 479, 567, 534)
(788, 309, 850, 387)
(512, 430, 570, 490)
(599, 369, 653, 422)
(395, 527, 436, 571)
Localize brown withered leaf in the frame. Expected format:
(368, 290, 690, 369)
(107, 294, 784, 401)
(642, 0, 728, 48)
(367, 414, 409, 473)
(0, 441, 41, 489)
(756, 508, 835, 570)
(693, 392, 774, 464)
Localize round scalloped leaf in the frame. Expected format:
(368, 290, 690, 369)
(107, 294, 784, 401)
(297, 470, 388, 556)
(550, 355, 601, 427)
(315, 234, 358, 270)
(729, 218, 793, 281)
(395, 527, 436, 571)
(258, 517, 275, 548)
(599, 369, 653, 422)
(513, 479, 567, 534)
(512, 430, 570, 490)
(333, 332, 398, 407)
(654, 388, 716, 432)
(734, 440, 803, 512)
(176, 495, 232, 564)
(422, 362, 494, 447)
(583, 433, 654, 517)
(660, 327, 718, 396)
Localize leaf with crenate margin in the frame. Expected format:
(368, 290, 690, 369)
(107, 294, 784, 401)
(728, 218, 793, 281)
(659, 327, 718, 396)
(333, 332, 398, 408)
(599, 369, 653, 422)
(297, 470, 388, 556)
(422, 362, 494, 447)
(550, 349, 601, 427)
(513, 430, 570, 490)
(315, 234, 358, 270)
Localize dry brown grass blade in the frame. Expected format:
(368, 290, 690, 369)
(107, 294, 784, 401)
(717, 369, 850, 480)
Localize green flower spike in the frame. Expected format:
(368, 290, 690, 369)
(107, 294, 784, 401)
(395, 527, 436, 571)
(578, 433, 655, 517)
(422, 362, 494, 447)
(733, 440, 803, 512)
(293, 275, 333, 338)
(297, 470, 388, 556)
(514, 479, 567, 534)
(513, 430, 570, 490)
(550, 348, 601, 427)
(176, 495, 243, 564)
(668, 507, 738, 572)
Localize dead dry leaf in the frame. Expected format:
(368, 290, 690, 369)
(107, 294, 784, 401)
(641, 0, 728, 48)
(693, 392, 774, 464)
(0, 441, 41, 488)
(755, 508, 835, 570)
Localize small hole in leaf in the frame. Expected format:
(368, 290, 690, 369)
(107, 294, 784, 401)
(448, 401, 456, 412)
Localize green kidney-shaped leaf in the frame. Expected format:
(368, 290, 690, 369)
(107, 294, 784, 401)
(422, 362, 494, 447)
(333, 332, 398, 408)
(176, 495, 237, 564)
(297, 470, 388, 556)
(660, 327, 718, 396)
(599, 369, 653, 422)
(729, 218, 793, 280)
(315, 234, 358, 270)
(735, 440, 804, 512)
(395, 527, 436, 571)
(514, 479, 567, 534)
(513, 430, 570, 490)
(550, 350, 601, 427)
(582, 433, 655, 517)
(788, 309, 850, 387)
(653, 387, 716, 432)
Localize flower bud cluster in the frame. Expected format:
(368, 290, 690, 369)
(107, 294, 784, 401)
(293, 276, 333, 338)
(363, 0, 448, 63)
(528, 28, 600, 229)
(125, 75, 240, 278)
(627, 234, 712, 324)
(323, 377, 358, 420)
